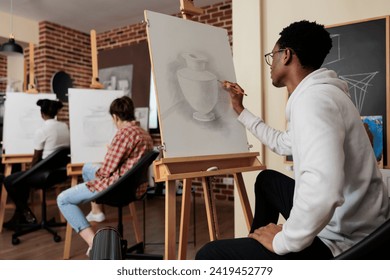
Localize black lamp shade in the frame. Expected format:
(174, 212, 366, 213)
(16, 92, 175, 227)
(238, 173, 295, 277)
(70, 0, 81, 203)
(0, 37, 23, 56)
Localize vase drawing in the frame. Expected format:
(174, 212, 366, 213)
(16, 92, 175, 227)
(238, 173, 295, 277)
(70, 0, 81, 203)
(177, 52, 218, 121)
(19, 108, 42, 138)
(83, 106, 114, 146)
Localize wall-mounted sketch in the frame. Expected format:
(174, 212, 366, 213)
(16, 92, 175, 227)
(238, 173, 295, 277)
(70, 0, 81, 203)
(68, 88, 125, 164)
(98, 64, 133, 97)
(135, 107, 149, 131)
(2, 92, 56, 154)
(145, 10, 249, 158)
(362, 115, 383, 167)
(321, 16, 389, 166)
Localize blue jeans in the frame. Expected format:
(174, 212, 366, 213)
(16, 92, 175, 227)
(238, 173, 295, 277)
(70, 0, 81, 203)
(82, 162, 101, 182)
(56, 162, 102, 233)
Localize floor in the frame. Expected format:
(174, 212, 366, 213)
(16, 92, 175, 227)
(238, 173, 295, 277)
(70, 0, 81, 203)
(0, 190, 234, 260)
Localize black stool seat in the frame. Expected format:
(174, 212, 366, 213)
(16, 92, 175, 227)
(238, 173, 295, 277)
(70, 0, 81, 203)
(4, 146, 70, 245)
(334, 215, 390, 259)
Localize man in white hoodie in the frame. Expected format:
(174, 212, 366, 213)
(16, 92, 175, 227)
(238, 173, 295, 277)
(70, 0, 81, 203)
(196, 20, 390, 259)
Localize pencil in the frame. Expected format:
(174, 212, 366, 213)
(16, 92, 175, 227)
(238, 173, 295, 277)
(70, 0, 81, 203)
(218, 80, 247, 96)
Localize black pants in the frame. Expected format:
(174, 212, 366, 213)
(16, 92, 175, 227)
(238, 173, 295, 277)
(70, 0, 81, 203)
(195, 170, 333, 260)
(4, 171, 33, 213)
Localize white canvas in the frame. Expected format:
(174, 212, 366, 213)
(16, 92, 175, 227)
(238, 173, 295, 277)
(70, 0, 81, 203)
(145, 10, 249, 158)
(135, 107, 149, 131)
(68, 88, 125, 164)
(2, 92, 57, 155)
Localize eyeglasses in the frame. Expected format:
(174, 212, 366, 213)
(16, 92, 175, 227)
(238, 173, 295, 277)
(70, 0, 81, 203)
(264, 49, 286, 66)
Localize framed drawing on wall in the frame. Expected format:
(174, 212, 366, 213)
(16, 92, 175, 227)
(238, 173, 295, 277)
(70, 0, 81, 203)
(285, 16, 390, 167)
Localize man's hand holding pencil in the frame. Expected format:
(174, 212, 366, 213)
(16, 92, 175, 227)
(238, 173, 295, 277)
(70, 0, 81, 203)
(219, 80, 246, 115)
(219, 80, 247, 96)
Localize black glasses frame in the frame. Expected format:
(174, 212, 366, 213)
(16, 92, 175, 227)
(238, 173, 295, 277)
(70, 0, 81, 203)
(264, 48, 287, 66)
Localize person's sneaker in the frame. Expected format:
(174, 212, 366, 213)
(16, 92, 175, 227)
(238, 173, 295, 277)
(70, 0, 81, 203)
(86, 212, 106, 223)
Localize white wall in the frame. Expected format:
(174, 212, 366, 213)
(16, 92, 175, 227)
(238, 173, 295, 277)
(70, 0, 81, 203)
(0, 11, 39, 44)
(1, 11, 39, 87)
(233, 0, 390, 237)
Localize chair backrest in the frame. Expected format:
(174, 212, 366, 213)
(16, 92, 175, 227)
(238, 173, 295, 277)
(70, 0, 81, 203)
(334, 218, 390, 259)
(93, 149, 160, 208)
(12, 146, 71, 186)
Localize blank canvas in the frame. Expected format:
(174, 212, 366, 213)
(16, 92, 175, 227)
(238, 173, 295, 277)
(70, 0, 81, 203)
(68, 88, 125, 164)
(145, 10, 249, 158)
(2, 92, 57, 155)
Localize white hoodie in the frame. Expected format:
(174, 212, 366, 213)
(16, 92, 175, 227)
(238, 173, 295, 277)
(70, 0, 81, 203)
(238, 68, 390, 256)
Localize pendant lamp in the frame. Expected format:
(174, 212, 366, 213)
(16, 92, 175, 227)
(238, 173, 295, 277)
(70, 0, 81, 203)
(0, 0, 23, 56)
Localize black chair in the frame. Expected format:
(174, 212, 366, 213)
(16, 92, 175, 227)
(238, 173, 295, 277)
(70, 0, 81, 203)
(334, 217, 390, 259)
(4, 146, 70, 245)
(90, 149, 163, 260)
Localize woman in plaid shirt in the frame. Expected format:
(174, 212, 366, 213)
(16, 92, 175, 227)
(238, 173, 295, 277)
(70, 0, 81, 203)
(57, 96, 153, 255)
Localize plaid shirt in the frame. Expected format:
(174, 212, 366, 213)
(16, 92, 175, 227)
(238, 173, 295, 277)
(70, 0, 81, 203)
(86, 121, 153, 192)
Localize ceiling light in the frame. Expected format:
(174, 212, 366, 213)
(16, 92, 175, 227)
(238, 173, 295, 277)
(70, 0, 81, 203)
(0, 0, 24, 56)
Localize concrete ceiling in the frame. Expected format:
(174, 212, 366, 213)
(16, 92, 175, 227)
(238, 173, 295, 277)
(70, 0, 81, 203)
(0, 0, 223, 33)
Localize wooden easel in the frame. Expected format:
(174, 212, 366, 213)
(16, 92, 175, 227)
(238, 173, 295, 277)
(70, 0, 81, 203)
(0, 154, 33, 233)
(62, 163, 143, 259)
(62, 163, 82, 259)
(26, 42, 38, 93)
(144, 2, 266, 259)
(89, 29, 104, 89)
(180, 0, 204, 19)
(154, 152, 265, 260)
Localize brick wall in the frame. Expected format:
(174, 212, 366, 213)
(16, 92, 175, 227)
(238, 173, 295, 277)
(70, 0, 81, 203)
(24, 0, 235, 201)
(32, 21, 92, 94)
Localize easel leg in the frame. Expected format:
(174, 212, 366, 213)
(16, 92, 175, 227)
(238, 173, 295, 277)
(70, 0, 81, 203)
(202, 177, 218, 241)
(234, 173, 253, 230)
(178, 178, 192, 260)
(129, 202, 142, 243)
(165, 180, 176, 260)
(63, 223, 73, 259)
(62, 175, 78, 259)
(0, 164, 13, 233)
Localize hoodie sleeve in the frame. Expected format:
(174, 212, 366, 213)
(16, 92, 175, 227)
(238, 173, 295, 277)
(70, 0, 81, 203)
(238, 109, 292, 156)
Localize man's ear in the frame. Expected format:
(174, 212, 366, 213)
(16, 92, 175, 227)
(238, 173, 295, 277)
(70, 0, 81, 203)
(283, 49, 294, 65)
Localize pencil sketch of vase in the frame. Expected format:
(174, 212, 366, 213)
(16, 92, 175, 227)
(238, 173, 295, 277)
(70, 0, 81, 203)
(83, 107, 114, 147)
(177, 52, 218, 121)
(19, 108, 42, 138)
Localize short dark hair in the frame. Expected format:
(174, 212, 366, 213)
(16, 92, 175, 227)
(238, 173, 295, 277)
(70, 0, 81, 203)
(109, 96, 135, 121)
(277, 20, 332, 70)
(36, 99, 63, 118)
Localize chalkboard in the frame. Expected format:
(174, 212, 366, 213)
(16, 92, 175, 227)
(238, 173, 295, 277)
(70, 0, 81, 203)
(323, 16, 390, 166)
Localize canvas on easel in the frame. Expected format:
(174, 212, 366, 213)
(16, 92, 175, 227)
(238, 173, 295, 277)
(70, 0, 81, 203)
(144, 10, 265, 260)
(2, 92, 57, 154)
(68, 88, 124, 164)
(145, 10, 249, 158)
